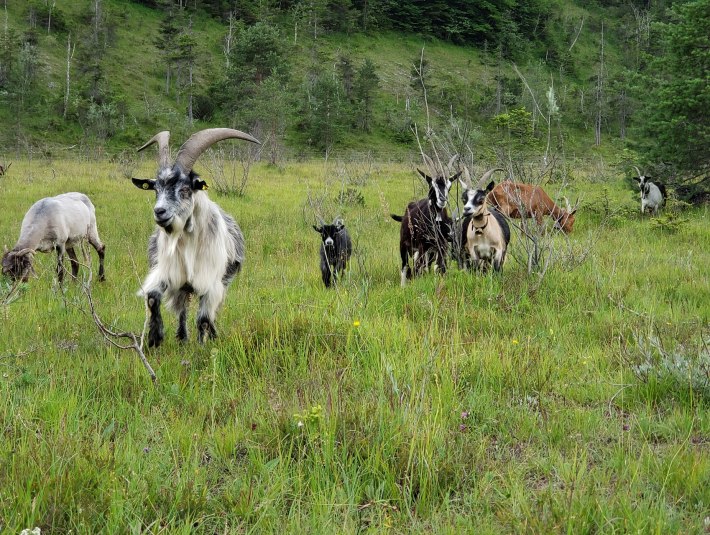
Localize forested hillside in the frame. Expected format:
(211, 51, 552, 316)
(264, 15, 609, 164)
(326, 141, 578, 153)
(0, 0, 708, 191)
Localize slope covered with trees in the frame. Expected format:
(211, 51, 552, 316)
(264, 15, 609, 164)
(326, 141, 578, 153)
(0, 0, 707, 197)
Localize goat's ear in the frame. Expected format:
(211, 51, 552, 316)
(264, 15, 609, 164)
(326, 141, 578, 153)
(132, 178, 156, 191)
(334, 218, 344, 230)
(485, 181, 495, 192)
(570, 209, 577, 216)
(450, 171, 461, 182)
(312, 225, 322, 233)
(192, 178, 209, 191)
(632, 176, 641, 182)
(417, 169, 432, 183)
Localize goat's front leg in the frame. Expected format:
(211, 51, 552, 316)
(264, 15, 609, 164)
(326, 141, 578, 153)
(173, 289, 191, 342)
(197, 285, 225, 343)
(146, 287, 165, 348)
(55, 245, 66, 284)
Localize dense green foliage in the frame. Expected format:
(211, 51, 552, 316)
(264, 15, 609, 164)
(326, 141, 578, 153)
(636, 0, 710, 201)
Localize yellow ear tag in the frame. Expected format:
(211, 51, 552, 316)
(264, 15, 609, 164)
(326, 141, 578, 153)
(142, 183, 149, 190)
(202, 183, 209, 190)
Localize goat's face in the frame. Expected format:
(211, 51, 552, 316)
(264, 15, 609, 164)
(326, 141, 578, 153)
(462, 181, 494, 217)
(132, 167, 209, 234)
(419, 169, 460, 210)
(313, 220, 345, 251)
(555, 211, 576, 233)
(2, 249, 34, 282)
(633, 176, 646, 190)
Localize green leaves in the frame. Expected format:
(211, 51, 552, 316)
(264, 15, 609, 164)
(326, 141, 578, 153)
(636, 0, 710, 200)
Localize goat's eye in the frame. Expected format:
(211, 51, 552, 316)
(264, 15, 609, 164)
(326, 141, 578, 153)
(180, 187, 191, 198)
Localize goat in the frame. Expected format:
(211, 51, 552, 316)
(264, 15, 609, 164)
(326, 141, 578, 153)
(0, 162, 11, 176)
(633, 166, 666, 215)
(488, 181, 578, 233)
(460, 174, 510, 273)
(2, 192, 105, 283)
(391, 168, 461, 286)
(313, 218, 352, 288)
(131, 128, 259, 347)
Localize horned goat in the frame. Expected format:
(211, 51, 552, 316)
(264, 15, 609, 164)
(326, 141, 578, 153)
(488, 181, 578, 233)
(633, 166, 666, 215)
(313, 218, 352, 288)
(460, 170, 510, 273)
(2, 192, 105, 283)
(132, 128, 259, 347)
(391, 161, 460, 286)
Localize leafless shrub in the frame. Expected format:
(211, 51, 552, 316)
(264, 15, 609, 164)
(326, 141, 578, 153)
(498, 155, 591, 289)
(201, 140, 262, 197)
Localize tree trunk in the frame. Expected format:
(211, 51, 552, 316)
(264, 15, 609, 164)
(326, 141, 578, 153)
(63, 33, 75, 118)
(224, 12, 234, 69)
(594, 21, 604, 147)
(188, 62, 193, 124)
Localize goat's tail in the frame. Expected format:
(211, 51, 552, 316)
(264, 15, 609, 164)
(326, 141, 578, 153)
(390, 214, 403, 222)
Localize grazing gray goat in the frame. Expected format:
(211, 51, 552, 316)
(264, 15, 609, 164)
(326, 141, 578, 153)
(391, 162, 461, 286)
(313, 218, 352, 288)
(132, 128, 259, 347)
(460, 170, 510, 273)
(2, 192, 105, 283)
(633, 166, 666, 215)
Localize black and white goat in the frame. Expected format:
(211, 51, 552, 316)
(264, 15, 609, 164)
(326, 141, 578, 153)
(313, 218, 352, 288)
(391, 166, 460, 286)
(460, 170, 510, 273)
(633, 166, 666, 215)
(132, 128, 259, 347)
(2, 192, 105, 283)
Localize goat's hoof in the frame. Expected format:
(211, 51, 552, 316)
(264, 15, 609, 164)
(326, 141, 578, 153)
(197, 321, 217, 343)
(148, 327, 164, 348)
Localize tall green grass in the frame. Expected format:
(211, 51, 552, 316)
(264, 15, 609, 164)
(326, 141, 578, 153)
(0, 159, 708, 533)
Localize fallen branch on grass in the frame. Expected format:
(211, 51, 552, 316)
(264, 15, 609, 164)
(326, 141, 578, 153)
(75, 241, 156, 383)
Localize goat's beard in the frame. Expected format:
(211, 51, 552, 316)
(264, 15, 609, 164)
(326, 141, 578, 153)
(158, 214, 189, 235)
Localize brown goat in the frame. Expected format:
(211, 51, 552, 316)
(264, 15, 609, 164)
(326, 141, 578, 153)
(487, 181, 577, 233)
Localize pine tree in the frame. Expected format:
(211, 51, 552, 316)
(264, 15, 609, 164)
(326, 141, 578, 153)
(637, 0, 710, 202)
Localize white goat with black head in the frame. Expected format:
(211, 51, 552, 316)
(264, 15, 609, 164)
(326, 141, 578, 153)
(460, 169, 510, 273)
(2, 192, 105, 283)
(312, 218, 352, 288)
(633, 166, 666, 215)
(390, 155, 460, 286)
(132, 128, 259, 347)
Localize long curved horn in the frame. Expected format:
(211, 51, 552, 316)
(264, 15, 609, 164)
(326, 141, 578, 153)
(421, 153, 436, 175)
(461, 166, 474, 189)
(446, 154, 459, 172)
(137, 131, 171, 168)
(15, 248, 35, 257)
(632, 165, 642, 177)
(174, 128, 260, 174)
(477, 168, 504, 188)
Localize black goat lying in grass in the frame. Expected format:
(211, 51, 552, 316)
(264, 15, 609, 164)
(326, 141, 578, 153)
(313, 219, 352, 288)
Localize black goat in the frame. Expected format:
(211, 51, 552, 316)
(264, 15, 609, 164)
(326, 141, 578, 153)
(391, 168, 460, 286)
(313, 219, 352, 288)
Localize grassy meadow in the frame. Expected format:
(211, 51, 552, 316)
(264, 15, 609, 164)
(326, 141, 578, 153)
(0, 157, 708, 533)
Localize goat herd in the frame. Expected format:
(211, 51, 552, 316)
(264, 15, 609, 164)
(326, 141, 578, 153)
(2, 128, 667, 347)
